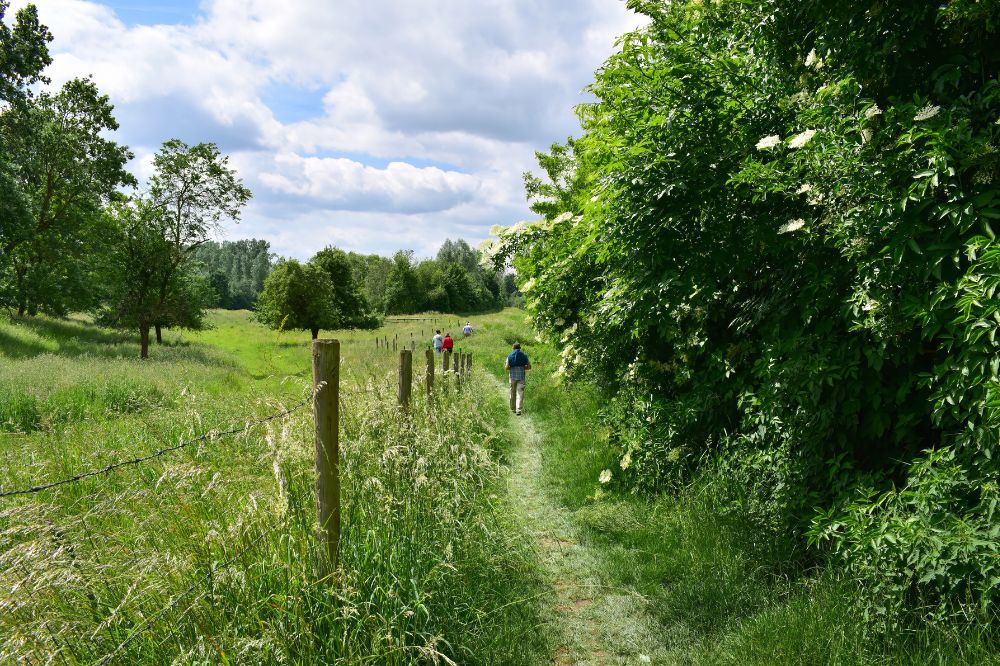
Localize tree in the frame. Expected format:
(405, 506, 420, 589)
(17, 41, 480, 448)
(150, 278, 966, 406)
(143, 139, 251, 342)
(253, 260, 336, 339)
(0, 1, 51, 278)
(207, 270, 230, 308)
(0, 1, 51, 105)
(383, 250, 420, 314)
(309, 246, 377, 328)
(0, 77, 134, 316)
(97, 199, 212, 358)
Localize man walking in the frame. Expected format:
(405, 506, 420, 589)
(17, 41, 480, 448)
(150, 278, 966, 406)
(432, 330, 443, 353)
(505, 342, 531, 415)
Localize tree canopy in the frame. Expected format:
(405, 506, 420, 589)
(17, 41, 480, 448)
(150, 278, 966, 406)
(253, 259, 337, 339)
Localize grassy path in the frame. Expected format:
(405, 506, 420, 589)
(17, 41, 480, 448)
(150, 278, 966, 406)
(500, 379, 661, 665)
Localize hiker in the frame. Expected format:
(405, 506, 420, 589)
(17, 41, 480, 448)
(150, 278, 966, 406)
(505, 342, 531, 415)
(463, 321, 473, 337)
(432, 329, 444, 353)
(442, 332, 454, 353)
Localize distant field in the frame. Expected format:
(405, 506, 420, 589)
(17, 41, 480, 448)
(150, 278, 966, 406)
(0, 308, 545, 665)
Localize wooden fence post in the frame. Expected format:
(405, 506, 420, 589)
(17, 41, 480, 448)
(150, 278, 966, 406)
(425, 348, 435, 396)
(467, 352, 473, 374)
(398, 349, 412, 409)
(443, 349, 451, 374)
(312, 339, 340, 572)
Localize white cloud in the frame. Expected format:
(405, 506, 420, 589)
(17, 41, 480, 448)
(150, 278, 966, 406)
(258, 154, 481, 214)
(18, 0, 647, 258)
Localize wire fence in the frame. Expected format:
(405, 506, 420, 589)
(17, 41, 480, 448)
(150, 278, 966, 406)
(0, 398, 311, 499)
(93, 519, 282, 665)
(4, 349, 469, 662)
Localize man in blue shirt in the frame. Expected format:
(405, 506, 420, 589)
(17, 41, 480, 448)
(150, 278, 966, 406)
(504, 342, 531, 415)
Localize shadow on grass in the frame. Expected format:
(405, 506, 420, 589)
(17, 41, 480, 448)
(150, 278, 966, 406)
(0, 327, 51, 360)
(2, 316, 232, 366)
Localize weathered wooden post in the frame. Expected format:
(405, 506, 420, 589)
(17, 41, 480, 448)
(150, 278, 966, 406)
(443, 348, 451, 374)
(398, 349, 412, 409)
(467, 352, 473, 375)
(425, 348, 434, 396)
(312, 339, 340, 572)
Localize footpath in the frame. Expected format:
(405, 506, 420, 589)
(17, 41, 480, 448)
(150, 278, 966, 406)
(499, 379, 663, 665)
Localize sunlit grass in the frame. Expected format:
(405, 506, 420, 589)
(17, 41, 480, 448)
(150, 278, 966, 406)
(0, 309, 544, 664)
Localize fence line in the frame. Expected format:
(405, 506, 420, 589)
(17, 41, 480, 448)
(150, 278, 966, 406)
(0, 399, 310, 499)
(93, 520, 281, 665)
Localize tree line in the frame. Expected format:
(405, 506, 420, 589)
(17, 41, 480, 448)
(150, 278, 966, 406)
(494, 0, 1000, 636)
(253, 239, 516, 339)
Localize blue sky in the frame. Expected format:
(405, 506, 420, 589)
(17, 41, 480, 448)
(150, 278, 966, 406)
(20, 0, 644, 259)
(99, 0, 203, 25)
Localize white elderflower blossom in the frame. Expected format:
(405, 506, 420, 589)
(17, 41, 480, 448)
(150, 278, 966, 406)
(553, 211, 574, 224)
(779, 219, 806, 234)
(756, 134, 782, 150)
(805, 48, 823, 69)
(796, 183, 813, 194)
(914, 104, 941, 122)
(599, 469, 612, 484)
(861, 128, 873, 144)
(620, 450, 633, 471)
(864, 104, 882, 120)
(488, 224, 505, 236)
(788, 129, 817, 149)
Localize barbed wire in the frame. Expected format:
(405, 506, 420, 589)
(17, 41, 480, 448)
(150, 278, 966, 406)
(93, 520, 280, 665)
(0, 399, 311, 499)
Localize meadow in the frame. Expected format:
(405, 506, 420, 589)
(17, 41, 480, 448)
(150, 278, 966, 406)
(0, 309, 544, 664)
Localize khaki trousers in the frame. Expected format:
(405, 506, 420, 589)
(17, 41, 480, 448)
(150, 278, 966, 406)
(509, 379, 525, 413)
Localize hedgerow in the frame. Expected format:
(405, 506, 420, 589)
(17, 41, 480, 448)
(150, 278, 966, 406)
(492, 0, 1000, 628)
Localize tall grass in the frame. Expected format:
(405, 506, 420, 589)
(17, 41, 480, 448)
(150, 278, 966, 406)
(0, 311, 544, 664)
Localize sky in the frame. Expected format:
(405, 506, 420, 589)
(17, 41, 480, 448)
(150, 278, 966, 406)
(16, 0, 645, 260)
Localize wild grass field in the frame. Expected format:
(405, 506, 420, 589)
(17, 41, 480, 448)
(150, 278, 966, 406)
(5, 308, 997, 665)
(0, 309, 545, 664)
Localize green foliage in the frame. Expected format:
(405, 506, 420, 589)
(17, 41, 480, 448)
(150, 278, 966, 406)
(96, 140, 249, 357)
(0, 77, 134, 316)
(348, 240, 507, 316)
(0, 1, 51, 105)
(253, 259, 337, 338)
(310, 245, 379, 328)
(192, 239, 274, 309)
(496, 0, 1000, 630)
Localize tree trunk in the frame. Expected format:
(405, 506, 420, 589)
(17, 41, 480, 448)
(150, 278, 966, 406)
(140, 325, 150, 359)
(16, 302, 25, 317)
(155, 324, 163, 344)
(311, 327, 320, 340)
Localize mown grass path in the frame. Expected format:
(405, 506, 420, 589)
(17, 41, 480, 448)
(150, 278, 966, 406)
(498, 378, 661, 666)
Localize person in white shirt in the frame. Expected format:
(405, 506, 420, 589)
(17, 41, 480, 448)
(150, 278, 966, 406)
(432, 330, 444, 352)
(463, 322, 473, 337)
